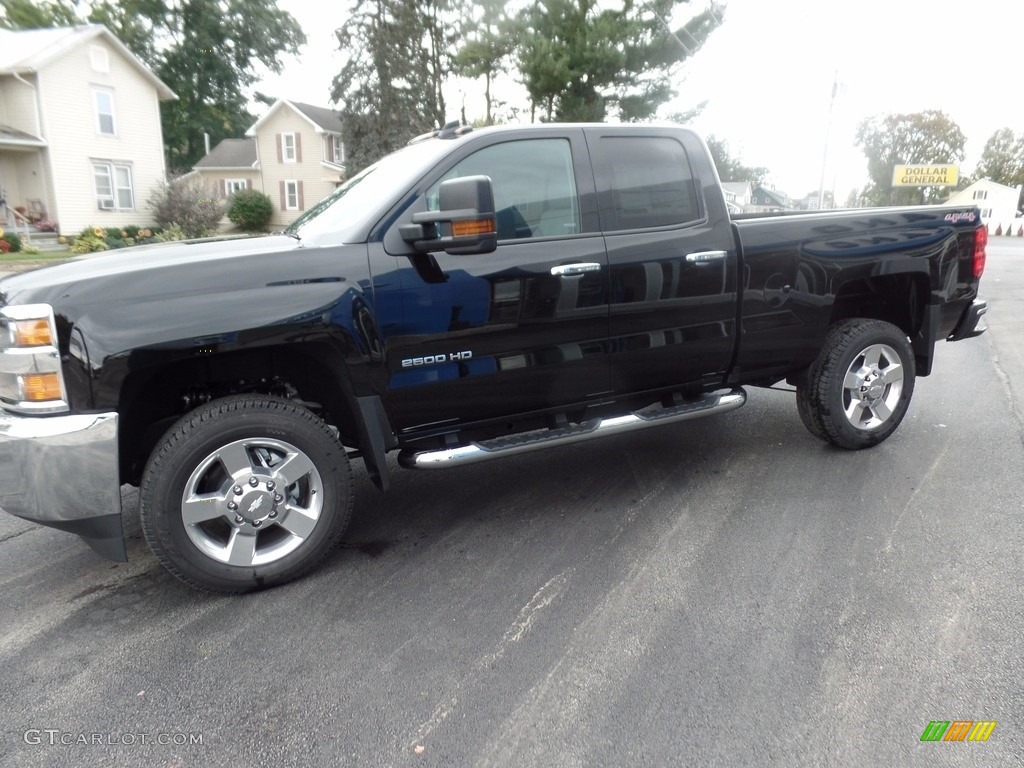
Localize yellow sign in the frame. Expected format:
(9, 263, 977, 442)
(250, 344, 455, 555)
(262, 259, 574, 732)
(892, 164, 959, 187)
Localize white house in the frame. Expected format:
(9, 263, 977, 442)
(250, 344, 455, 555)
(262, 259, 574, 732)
(0, 25, 176, 237)
(945, 178, 1023, 236)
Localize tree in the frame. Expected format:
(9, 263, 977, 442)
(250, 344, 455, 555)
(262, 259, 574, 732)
(1, 0, 305, 174)
(453, 0, 519, 125)
(974, 128, 1024, 208)
(332, 0, 452, 175)
(516, 0, 724, 123)
(855, 111, 967, 206)
(705, 135, 769, 188)
(0, 0, 77, 28)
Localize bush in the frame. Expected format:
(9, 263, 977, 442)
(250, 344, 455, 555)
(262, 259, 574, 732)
(35, 220, 59, 233)
(0, 239, 10, 254)
(147, 178, 224, 238)
(227, 189, 273, 232)
(1, 231, 22, 252)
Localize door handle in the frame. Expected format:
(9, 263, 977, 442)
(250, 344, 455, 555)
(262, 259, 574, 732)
(685, 250, 728, 264)
(551, 263, 602, 277)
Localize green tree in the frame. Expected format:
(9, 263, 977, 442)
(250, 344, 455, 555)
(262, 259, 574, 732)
(855, 111, 967, 206)
(516, 0, 724, 123)
(332, 0, 452, 175)
(0, 0, 77, 28)
(705, 135, 769, 187)
(453, 0, 519, 125)
(974, 128, 1024, 208)
(1, 0, 304, 174)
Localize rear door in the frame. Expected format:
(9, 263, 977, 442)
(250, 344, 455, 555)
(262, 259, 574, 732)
(586, 127, 738, 394)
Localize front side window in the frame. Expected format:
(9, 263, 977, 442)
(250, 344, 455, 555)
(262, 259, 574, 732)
(93, 161, 134, 211)
(285, 180, 299, 210)
(427, 138, 580, 240)
(93, 88, 115, 136)
(599, 136, 699, 230)
(225, 179, 248, 196)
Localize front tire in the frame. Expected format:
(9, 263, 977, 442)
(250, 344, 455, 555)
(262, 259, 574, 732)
(797, 319, 916, 450)
(140, 395, 353, 592)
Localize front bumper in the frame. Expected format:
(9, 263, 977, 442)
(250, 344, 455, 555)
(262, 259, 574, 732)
(0, 410, 125, 561)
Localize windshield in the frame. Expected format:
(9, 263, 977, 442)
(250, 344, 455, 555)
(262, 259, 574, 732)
(285, 139, 454, 245)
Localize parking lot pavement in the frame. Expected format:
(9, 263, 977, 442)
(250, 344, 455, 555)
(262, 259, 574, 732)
(1, 240, 1022, 767)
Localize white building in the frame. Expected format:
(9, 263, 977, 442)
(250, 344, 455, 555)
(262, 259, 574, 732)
(946, 178, 1022, 236)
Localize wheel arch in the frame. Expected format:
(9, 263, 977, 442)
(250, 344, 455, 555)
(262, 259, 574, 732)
(115, 341, 390, 487)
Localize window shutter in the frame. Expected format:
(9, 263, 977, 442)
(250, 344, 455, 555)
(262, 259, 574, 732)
(219, 179, 226, 198)
(279, 180, 286, 211)
(276, 133, 283, 163)
(295, 133, 302, 163)
(246, 179, 252, 189)
(297, 180, 304, 210)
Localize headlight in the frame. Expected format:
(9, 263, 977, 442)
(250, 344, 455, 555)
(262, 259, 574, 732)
(0, 304, 69, 413)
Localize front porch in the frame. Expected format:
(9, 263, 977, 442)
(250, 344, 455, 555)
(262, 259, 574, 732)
(0, 124, 57, 250)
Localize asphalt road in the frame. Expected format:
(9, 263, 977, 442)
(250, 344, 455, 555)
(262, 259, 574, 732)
(2, 240, 1023, 767)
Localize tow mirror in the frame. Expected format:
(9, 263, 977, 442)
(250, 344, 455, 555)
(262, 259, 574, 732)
(399, 175, 497, 255)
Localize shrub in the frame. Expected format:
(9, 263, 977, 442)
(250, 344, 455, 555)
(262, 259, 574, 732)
(154, 224, 186, 242)
(1, 232, 22, 252)
(35, 220, 59, 233)
(71, 234, 108, 254)
(227, 189, 273, 232)
(148, 178, 224, 238)
(21, 243, 41, 255)
(0, 239, 10, 254)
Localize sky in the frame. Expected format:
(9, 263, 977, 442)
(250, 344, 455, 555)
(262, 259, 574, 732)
(258, 0, 1024, 199)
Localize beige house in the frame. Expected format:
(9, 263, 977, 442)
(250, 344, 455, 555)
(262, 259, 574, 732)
(0, 25, 176, 236)
(244, 99, 346, 227)
(189, 137, 261, 197)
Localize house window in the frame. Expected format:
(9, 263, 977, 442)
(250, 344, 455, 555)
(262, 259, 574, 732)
(973, 190, 988, 200)
(285, 180, 300, 210)
(282, 133, 297, 163)
(981, 208, 992, 219)
(326, 135, 344, 165)
(90, 45, 109, 72)
(225, 179, 248, 196)
(93, 162, 134, 211)
(93, 88, 116, 136)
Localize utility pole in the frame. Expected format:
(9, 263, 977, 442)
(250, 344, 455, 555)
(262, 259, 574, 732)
(817, 71, 839, 210)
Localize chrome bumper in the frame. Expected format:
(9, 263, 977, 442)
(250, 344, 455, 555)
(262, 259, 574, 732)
(0, 410, 125, 561)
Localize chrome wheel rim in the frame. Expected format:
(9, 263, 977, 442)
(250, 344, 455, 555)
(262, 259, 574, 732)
(180, 438, 324, 566)
(842, 343, 905, 430)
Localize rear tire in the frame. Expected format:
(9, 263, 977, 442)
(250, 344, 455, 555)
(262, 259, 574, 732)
(140, 395, 353, 592)
(797, 319, 916, 450)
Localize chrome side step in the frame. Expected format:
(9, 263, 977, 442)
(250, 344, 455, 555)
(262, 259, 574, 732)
(398, 388, 746, 469)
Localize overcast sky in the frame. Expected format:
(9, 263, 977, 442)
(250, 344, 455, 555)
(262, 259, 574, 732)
(259, 0, 1024, 198)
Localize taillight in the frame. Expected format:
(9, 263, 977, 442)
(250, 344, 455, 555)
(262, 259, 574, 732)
(973, 226, 987, 279)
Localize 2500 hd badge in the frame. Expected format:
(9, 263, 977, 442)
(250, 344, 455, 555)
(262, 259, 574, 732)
(401, 351, 474, 367)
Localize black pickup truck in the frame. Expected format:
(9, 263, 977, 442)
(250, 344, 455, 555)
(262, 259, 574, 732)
(0, 124, 988, 591)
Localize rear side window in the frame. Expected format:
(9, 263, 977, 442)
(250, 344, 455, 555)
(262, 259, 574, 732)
(599, 137, 699, 231)
(428, 138, 580, 240)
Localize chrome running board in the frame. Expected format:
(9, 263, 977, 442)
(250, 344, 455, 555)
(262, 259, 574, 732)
(398, 388, 746, 469)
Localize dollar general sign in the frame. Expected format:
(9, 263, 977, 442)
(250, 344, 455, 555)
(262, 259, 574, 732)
(892, 164, 959, 187)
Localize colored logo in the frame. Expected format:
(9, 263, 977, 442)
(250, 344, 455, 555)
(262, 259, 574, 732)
(920, 721, 997, 742)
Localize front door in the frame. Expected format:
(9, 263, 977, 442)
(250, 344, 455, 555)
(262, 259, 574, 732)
(380, 129, 611, 433)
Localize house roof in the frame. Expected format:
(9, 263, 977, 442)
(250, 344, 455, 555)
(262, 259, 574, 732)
(195, 138, 258, 169)
(0, 25, 176, 101)
(246, 99, 343, 136)
(752, 185, 790, 206)
(721, 182, 752, 196)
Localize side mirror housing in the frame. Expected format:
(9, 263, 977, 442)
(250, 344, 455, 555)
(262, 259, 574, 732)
(399, 175, 497, 255)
